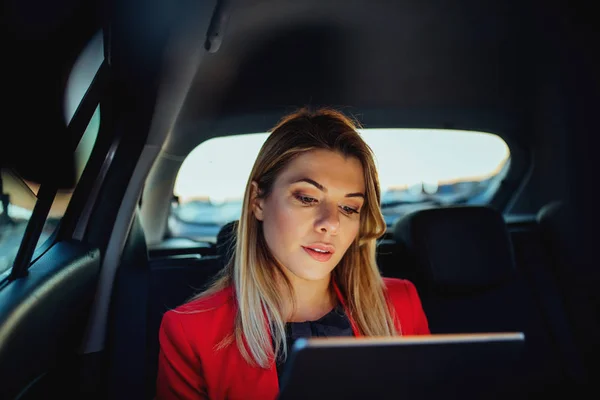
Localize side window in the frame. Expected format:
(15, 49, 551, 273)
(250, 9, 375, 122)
(0, 109, 100, 275)
(0, 170, 37, 274)
(169, 129, 510, 243)
(0, 32, 103, 275)
(35, 106, 101, 250)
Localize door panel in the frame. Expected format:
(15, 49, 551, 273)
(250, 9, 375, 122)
(0, 241, 100, 399)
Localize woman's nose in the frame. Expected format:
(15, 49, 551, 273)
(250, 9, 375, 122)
(314, 203, 340, 235)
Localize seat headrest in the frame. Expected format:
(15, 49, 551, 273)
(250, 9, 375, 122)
(393, 206, 516, 293)
(216, 220, 238, 261)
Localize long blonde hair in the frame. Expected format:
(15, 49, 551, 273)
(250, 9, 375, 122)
(188, 107, 397, 368)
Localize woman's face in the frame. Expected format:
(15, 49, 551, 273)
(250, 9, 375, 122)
(252, 149, 365, 283)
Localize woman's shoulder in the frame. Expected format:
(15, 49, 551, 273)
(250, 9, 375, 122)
(160, 285, 237, 343)
(382, 277, 422, 312)
(382, 277, 430, 335)
(173, 285, 236, 313)
(382, 277, 419, 297)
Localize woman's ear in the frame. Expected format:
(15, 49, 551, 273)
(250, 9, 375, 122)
(250, 181, 265, 221)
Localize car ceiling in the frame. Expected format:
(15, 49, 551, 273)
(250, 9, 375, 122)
(4, 0, 597, 219)
(4, 0, 591, 161)
(168, 0, 547, 157)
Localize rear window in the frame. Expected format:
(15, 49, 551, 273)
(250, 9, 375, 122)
(171, 129, 510, 242)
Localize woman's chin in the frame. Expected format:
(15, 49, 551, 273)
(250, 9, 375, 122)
(284, 266, 333, 283)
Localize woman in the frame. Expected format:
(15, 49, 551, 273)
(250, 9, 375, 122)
(156, 108, 430, 400)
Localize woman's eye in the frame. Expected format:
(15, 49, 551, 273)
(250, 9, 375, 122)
(341, 205, 359, 215)
(295, 194, 317, 205)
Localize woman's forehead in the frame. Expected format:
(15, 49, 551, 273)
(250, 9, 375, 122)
(277, 149, 365, 193)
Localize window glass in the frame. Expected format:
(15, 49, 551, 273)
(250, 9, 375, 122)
(171, 129, 510, 243)
(0, 30, 103, 275)
(0, 107, 101, 275)
(64, 31, 104, 125)
(35, 105, 101, 250)
(0, 170, 37, 274)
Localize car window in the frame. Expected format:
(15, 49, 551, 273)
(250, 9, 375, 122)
(0, 32, 103, 276)
(0, 108, 100, 275)
(0, 170, 36, 274)
(170, 129, 510, 243)
(35, 105, 101, 250)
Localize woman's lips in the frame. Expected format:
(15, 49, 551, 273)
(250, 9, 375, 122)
(302, 246, 334, 262)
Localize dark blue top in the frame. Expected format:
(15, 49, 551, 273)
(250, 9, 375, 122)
(276, 305, 354, 387)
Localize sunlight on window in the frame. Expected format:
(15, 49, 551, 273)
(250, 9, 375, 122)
(64, 31, 104, 125)
(174, 129, 510, 205)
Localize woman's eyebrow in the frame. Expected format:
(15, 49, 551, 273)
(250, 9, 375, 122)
(291, 178, 365, 199)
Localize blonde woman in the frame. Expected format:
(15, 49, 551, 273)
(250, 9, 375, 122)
(156, 108, 430, 400)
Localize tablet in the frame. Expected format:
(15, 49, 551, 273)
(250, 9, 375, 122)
(277, 332, 525, 400)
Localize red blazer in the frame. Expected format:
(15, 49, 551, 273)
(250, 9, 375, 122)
(156, 278, 430, 400)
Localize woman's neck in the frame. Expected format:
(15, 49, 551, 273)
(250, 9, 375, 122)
(283, 273, 336, 322)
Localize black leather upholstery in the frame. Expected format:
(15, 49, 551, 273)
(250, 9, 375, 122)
(394, 206, 516, 293)
(0, 241, 101, 399)
(537, 201, 600, 385)
(216, 220, 238, 265)
(394, 205, 584, 395)
(108, 213, 227, 399)
(106, 213, 151, 400)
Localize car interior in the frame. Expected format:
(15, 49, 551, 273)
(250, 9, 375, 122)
(1, 0, 598, 399)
